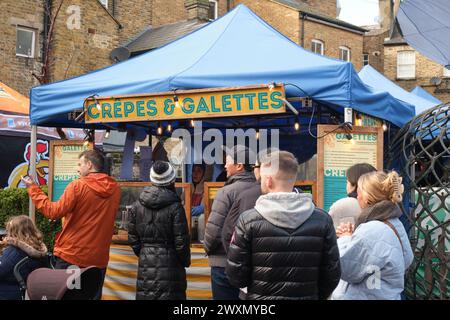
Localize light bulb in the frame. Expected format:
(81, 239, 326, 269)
(96, 102, 101, 111)
(167, 124, 172, 133)
(190, 119, 195, 127)
(157, 124, 163, 135)
(256, 130, 260, 140)
(104, 130, 110, 139)
(294, 122, 300, 131)
(382, 123, 388, 132)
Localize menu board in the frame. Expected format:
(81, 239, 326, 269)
(48, 140, 92, 201)
(317, 125, 383, 211)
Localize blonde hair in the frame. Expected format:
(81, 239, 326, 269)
(5, 215, 45, 251)
(358, 171, 404, 206)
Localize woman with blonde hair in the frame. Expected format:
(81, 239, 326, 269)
(0, 215, 48, 300)
(333, 171, 413, 300)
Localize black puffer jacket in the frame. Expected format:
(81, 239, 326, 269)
(226, 192, 341, 300)
(128, 186, 190, 300)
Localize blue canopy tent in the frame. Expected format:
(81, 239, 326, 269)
(30, 4, 414, 132)
(398, 0, 450, 69)
(358, 65, 438, 115)
(411, 86, 442, 106)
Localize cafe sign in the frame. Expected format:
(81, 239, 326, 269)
(85, 84, 286, 123)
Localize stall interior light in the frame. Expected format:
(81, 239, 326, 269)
(294, 121, 300, 131)
(157, 122, 163, 136)
(167, 123, 172, 133)
(256, 129, 260, 140)
(382, 122, 388, 132)
(190, 119, 195, 127)
(104, 129, 110, 139)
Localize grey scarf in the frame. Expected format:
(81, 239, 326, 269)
(356, 200, 403, 228)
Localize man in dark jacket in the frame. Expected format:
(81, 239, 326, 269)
(226, 151, 341, 300)
(204, 145, 256, 300)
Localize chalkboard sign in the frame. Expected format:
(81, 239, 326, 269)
(48, 140, 93, 201)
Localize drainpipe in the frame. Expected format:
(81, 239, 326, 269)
(300, 12, 306, 47)
(42, 0, 52, 64)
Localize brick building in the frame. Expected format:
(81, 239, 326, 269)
(364, 0, 449, 103)
(1, 0, 366, 98)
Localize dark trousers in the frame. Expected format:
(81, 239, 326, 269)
(53, 256, 106, 300)
(211, 267, 239, 300)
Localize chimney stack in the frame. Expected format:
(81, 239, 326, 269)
(185, 0, 210, 21)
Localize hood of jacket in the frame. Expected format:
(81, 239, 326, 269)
(254, 192, 315, 229)
(5, 237, 48, 258)
(139, 185, 181, 210)
(225, 171, 256, 186)
(80, 173, 119, 198)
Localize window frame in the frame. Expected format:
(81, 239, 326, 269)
(443, 66, 450, 78)
(209, 0, 218, 21)
(363, 53, 369, 66)
(311, 39, 324, 55)
(339, 46, 351, 62)
(397, 50, 416, 79)
(16, 26, 36, 58)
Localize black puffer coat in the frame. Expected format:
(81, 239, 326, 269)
(226, 192, 341, 300)
(128, 186, 190, 300)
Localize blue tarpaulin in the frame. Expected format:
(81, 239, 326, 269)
(359, 65, 438, 115)
(30, 5, 414, 128)
(398, 0, 450, 68)
(411, 86, 442, 106)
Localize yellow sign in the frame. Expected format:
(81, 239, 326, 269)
(85, 84, 286, 123)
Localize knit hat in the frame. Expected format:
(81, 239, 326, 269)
(150, 161, 176, 186)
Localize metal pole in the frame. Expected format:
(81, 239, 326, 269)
(29, 125, 37, 222)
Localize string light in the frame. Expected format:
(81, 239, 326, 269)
(157, 122, 163, 135)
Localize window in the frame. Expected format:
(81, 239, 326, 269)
(99, 0, 108, 8)
(339, 46, 351, 62)
(16, 27, 35, 58)
(209, 0, 218, 20)
(311, 39, 324, 55)
(397, 51, 415, 79)
(443, 66, 450, 78)
(363, 53, 369, 66)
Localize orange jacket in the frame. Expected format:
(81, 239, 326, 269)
(28, 173, 121, 268)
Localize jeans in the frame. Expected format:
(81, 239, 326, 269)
(211, 267, 239, 300)
(53, 256, 106, 300)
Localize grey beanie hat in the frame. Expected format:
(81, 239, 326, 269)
(150, 161, 176, 186)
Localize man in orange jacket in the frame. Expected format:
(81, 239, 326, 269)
(23, 149, 121, 300)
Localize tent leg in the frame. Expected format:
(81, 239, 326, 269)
(29, 125, 37, 222)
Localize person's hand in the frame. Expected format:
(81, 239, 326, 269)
(336, 222, 354, 238)
(21, 175, 36, 188)
(191, 204, 204, 217)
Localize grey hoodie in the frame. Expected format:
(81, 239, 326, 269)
(254, 192, 315, 229)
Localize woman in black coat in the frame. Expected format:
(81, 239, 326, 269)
(128, 161, 190, 300)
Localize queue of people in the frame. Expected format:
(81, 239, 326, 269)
(0, 147, 413, 300)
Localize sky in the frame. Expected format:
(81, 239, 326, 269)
(338, 0, 380, 26)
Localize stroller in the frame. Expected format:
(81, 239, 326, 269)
(14, 254, 103, 300)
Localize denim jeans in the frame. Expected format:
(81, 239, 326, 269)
(211, 267, 239, 300)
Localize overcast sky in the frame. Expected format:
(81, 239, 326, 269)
(338, 0, 380, 26)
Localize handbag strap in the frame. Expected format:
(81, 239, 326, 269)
(383, 220, 404, 252)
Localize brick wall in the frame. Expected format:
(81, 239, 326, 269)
(303, 19, 364, 70)
(234, 0, 300, 43)
(385, 44, 450, 102)
(114, 0, 153, 42)
(50, 0, 120, 82)
(363, 30, 388, 73)
(301, 0, 336, 18)
(0, 0, 44, 96)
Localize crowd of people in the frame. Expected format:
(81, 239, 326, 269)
(0, 147, 413, 300)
